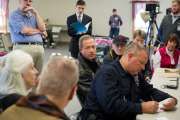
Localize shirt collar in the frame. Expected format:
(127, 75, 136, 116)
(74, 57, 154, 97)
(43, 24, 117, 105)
(171, 12, 180, 17)
(76, 13, 83, 18)
(114, 58, 134, 78)
(166, 47, 174, 56)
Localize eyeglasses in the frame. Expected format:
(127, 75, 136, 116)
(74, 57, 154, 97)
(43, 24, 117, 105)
(51, 52, 73, 59)
(50, 52, 79, 64)
(51, 52, 62, 56)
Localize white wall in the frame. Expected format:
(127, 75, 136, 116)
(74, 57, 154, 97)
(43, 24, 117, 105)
(156, 0, 171, 25)
(33, 0, 132, 37)
(9, 0, 172, 38)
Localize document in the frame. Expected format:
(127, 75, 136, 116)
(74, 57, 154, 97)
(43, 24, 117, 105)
(85, 22, 91, 30)
(164, 68, 180, 74)
(70, 22, 91, 35)
(157, 68, 180, 78)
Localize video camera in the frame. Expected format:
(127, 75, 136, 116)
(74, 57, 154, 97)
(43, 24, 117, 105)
(146, 3, 160, 19)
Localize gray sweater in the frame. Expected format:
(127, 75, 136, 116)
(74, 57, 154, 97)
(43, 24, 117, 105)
(159, 14, 180, 43)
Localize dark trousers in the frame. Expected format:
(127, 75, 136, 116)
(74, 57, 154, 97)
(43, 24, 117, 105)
(109, 27, 119, 39)
(47, 29, 55, 45)
(69, 39, 79, 58)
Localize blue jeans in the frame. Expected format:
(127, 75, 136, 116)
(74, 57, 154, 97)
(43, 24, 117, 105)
(109, 27, 119, 38)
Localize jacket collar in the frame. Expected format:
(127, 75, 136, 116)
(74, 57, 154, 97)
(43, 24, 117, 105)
(16, 95, 70, 120)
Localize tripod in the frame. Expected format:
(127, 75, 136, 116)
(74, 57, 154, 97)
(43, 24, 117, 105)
(145, 16, 159, 48)
(144, 15, 160, 79)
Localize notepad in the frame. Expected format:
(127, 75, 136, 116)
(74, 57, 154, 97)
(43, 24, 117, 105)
(162, 73, 180, 78)
(156, 117, 169, 120)
(164, 68, 180, 74)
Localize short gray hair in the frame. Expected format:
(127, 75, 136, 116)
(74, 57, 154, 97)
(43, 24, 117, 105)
(79, 35, 94, 50)
(123, 41, 147, 56)
(172, 0, 180, 5)
(37, 55, 79, 98)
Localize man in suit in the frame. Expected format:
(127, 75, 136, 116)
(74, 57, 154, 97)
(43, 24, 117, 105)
(67, 0, 92, 58)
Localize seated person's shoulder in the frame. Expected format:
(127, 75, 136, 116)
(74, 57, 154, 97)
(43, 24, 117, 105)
(0, 93, 22, 112)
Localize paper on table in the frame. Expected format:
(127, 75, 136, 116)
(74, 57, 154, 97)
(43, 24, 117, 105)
(164, 68, 180, 74)
(157, 98, 173, 113)
(162, 73, 180, 78)
(155, 117, 169, 120)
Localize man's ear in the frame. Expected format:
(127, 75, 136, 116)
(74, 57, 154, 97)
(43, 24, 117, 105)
(68, 85, 77, 101)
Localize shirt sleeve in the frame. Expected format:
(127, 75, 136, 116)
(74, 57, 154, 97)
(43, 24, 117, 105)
(9, 13, 25, 34)
(119, 16, 123, 25)
(109, 16, 112, 25)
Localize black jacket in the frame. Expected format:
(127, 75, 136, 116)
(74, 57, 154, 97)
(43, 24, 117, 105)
(77, 54, 100, 106)
(79, 59, 172, 120)
(155, 14, 180, 46)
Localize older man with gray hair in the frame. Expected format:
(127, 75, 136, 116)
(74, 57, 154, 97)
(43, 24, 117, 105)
(0, 55, 79, 120)
(9, 0, 46, 72)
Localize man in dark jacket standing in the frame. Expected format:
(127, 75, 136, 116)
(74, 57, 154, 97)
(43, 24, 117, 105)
(78, 42, 177, 120)
(155, 0, 180, 47)
(67, 0, 92, 58)
(77, 35, 100, 107)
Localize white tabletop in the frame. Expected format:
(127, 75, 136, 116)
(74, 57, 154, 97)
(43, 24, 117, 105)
(137, 68, 180, 120)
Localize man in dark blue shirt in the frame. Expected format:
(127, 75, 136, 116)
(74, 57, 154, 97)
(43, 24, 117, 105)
(78, 42, 177, 120)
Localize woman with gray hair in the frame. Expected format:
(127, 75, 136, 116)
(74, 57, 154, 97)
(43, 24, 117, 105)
(0, 54, 79, 120)
(0, 50, 38, 95)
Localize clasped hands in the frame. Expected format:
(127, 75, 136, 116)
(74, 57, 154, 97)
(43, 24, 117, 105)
(23, 6, 38, 15)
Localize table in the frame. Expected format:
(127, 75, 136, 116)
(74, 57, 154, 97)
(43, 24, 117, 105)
(137, 68, 180, 120)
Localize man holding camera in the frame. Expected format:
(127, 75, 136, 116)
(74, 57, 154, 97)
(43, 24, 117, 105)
(9, 0, 46, 72)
